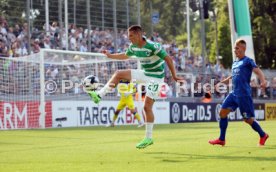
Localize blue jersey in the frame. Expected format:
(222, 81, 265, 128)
(231, 56, 257, 96)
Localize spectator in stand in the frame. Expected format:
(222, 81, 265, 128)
(0, 17, 8, 36)
(46, 65, 59, 80)
(69, 24, 77, 35)
(14, 39, 28, 56)
(9, 42, 18, 57)
(185, 57, 194, 72)
(259, 77, 269, 98)
(47, 22, 59, 49)
(69, 31, 77, 51)
(13, 24, 22, 38)
(250, 78, 258, 98)
(50, 21, 58, 36)
(43, 36, 51, 49)
(271, 77, 276, 99)
(79, 40, 88, 52)
(78, 27, 84, 41)
(17, 23, 28, 41)
(0, 39, 7, 57)
(178, 50, 186, 72)
(60, 28, 67, 50)
(32, 39, 40, 53)
(7, 27, 16, 45)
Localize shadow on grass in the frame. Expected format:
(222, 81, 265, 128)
(17, 123, 217, 132)
(145, 151, 276, 162)
(228, 145, 276, 150)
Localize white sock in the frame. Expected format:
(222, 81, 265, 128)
(145, 123, 154, 139)
(97, 84, 113, 97)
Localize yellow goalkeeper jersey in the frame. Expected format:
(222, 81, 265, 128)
(116, 80, 136, 110)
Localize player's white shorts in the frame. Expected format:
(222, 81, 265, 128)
(131, 69, 164, 100)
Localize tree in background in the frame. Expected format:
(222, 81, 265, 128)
(140, 0, 186, 40)
(249, 0, 276, 69)
(141, 0, 233, 68)
(209, 0, 232, 67)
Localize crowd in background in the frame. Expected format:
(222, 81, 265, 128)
(0, 18, 275, 99)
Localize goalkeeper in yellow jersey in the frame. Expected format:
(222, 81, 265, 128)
(106, 79, 144, 127)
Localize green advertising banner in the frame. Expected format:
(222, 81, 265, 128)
(233, 0, 252, 36)
(228, 0, 255, 61)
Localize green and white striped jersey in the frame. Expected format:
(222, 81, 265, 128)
(125, 39, 168, 79)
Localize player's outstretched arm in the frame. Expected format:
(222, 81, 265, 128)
(101, 50, 129, 60)
(253, 67, 267, 89)
(164, 56, 183, 82)
(219, 76, 232, 85)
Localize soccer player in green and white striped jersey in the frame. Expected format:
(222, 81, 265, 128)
(88, 25, 182, 149)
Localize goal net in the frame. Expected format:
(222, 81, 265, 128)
(0, 49, 140, 129)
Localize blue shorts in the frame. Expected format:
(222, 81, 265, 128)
(221, 93, 255, 119)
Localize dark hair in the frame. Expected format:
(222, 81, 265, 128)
(235, 39, 246, 46)
(128, 25, 142, 33)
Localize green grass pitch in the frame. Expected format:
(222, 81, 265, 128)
(0, 121, 275, 172)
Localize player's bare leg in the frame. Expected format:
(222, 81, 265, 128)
(89, 70, 132, 104)
(105, 70, 132, 89)
(136, 96, 154, 149)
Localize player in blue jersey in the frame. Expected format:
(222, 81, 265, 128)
(209, 39, 269, 146)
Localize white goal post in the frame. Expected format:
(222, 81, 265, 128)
(0, 49, 142, 129)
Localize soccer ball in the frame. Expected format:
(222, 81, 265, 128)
(82, 75, 100, 92)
